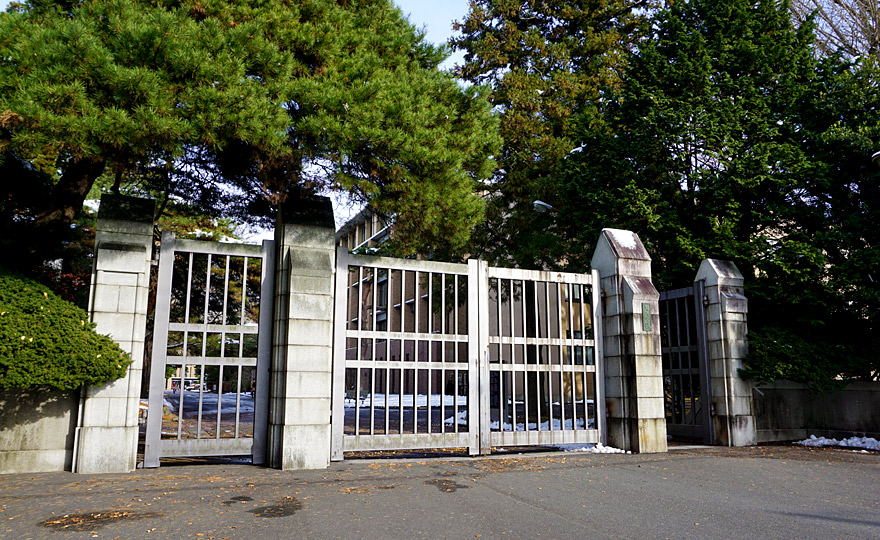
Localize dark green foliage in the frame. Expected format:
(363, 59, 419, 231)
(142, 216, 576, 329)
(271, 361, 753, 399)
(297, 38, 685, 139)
(559, 0, 823, 279)
(552, 0, 879, 386)
(739, 327, 853, 392)
(451, 0, 648, 267)
(0, 266, 131, 390)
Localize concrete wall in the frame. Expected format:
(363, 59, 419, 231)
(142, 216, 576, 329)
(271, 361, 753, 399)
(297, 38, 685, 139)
(0, 389, 78, 473)
(754, 381, 880, 442)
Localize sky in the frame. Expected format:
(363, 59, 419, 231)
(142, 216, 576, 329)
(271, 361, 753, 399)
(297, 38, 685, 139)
(394, 0, 469, 69)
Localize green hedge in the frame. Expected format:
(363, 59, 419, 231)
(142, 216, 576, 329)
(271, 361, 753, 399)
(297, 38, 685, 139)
(0, 266, 131, 390)
(740, 326, 850, 393)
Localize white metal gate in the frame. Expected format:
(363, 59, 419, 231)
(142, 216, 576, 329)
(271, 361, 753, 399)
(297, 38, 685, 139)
(144, 233, 275, 467)
(330, 250, 478, 458)
(330, 250, 603, 458)
(477, 264, 604, 451)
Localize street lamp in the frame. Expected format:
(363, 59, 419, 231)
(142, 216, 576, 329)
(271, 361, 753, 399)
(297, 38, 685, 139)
(872, 151, 880, 168)
(532, 200, 558, 213)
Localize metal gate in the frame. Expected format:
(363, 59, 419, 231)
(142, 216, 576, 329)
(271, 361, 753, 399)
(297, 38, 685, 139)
(144, 232, 275, 466)
(659, 282, 713, 444)
(330, 250, 603, 458)
(330, 251, 477, 457)
(478, 265, 603, 451)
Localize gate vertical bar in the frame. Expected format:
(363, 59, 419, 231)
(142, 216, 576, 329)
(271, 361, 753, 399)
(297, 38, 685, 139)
(469, 259, 490, 455)
(592, 269, 606, 444)
(693, 279, 713, 445)
(144, 232, 177, 468)
(252, 239, 275, 464)
(331, 247, 350, 461)
(466, 260, 479, 454)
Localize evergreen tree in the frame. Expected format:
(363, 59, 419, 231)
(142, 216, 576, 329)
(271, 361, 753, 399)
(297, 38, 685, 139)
(451, 0, 649, 267)
(0, 0, 499, 267)
(558, 0, 880, 385)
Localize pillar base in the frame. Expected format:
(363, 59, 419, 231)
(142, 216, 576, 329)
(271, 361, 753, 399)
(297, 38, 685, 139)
(75, 426, 137, 474)
(637, 418, 669, 453)
(713, 415, 757, 447)
(271, 425, 330, 470)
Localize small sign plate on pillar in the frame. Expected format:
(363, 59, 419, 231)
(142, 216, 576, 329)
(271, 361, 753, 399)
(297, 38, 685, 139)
(642, 302, 652, 332)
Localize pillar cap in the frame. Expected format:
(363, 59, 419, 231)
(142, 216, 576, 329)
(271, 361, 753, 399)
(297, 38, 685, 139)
(696, 259, 743, 287)
(277, 196, 335, 229)
(591, 228, 651, 278)
(598, 228, 650, 261)
(97, 194, 155, 223)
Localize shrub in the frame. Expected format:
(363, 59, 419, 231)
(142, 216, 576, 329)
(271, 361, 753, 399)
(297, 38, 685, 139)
(0, 266, 131, 390)
(739, 326, 850, 393)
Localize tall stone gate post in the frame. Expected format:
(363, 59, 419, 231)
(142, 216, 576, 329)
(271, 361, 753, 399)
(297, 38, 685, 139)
(269, 197, 336, 469)
(75, 194, 155, 473)
(591, 229, 667, 453)
(696, 259, 756, 446)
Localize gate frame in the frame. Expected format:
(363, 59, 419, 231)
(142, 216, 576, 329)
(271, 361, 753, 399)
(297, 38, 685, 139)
(330, 249, 480, 459)
(143, 232, 275, 467)
(330, 251, 605, 459)
(477, 265, 605, 451)
(659, 280, 713, 445)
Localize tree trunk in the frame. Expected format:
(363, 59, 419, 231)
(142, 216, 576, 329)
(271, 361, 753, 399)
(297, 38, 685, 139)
(21, 156, 106, 267)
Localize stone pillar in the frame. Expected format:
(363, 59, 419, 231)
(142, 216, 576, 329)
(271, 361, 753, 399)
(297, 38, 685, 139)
(75, 194, 154, 473)
(268, 197, 336, 470)
(696, 259, 756, 446)
(591, 229, 667, 453)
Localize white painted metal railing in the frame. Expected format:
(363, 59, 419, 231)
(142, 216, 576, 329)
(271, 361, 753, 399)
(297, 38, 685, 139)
(331, 249, 604, 458)
(144, 233, 275, 467)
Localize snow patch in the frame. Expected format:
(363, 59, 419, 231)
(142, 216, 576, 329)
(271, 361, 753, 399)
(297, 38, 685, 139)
(489, 418, 593, 431)
(609, 229, 638, 250)
(795, 435, 879, 451)
(551, 443, 630, 454)
(83, 199, 101, 214)
(444, 410, 468, 426)
(345, 393, 468, 409)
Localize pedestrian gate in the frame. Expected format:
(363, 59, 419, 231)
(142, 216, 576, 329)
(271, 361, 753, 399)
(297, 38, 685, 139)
(659, 282, 713, 444)
(331, 249, 603, 458)
(144, 233, 275, 466)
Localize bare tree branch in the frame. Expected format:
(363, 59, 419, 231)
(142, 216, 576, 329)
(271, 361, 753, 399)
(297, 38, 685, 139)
(791, 0, 880, 60)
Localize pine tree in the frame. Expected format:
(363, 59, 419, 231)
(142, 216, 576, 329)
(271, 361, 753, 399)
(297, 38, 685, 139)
(0, 0, 500, 266)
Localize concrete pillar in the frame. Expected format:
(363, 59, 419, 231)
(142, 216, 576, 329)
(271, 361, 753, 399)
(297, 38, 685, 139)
(268, 197, 336, 469)
(591, 229, 667, 453)
(696, 259, 756, 446)
(75, 194, 154, 473)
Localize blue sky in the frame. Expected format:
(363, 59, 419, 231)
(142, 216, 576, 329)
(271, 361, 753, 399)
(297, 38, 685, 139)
(394, 0, 469, 69)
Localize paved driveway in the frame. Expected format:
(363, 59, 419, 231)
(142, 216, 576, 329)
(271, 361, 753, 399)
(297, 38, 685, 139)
(1, 446, 877, 539)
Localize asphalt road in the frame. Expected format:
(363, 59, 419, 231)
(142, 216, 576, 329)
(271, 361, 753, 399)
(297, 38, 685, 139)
(1, 445, 878, 540)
